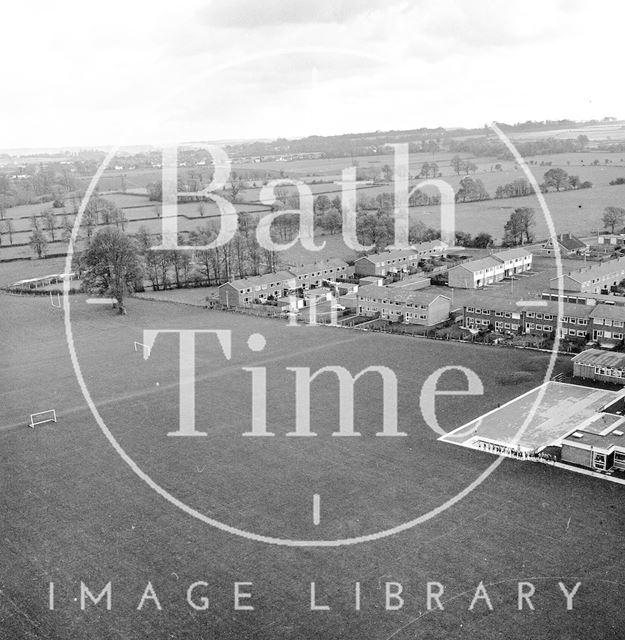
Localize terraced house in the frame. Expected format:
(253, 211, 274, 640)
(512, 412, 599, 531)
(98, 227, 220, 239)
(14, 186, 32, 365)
(462, 297, 523, 333)
(462, 296, 592, 340)
(493, 247, 533, 276)
(357, 285, 451, 325)
(447, 256, 505, 289)
(550, 256, 625, 293)
(589, 304, 625, 346)
(289, 259, 353, 290)
(447, 248, 532, 289)
(218, 270, 297, 306)
(354, 242, 447, 277)
(524, 302, 591, 340)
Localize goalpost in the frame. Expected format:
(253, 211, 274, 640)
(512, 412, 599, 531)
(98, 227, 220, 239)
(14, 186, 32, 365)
(50, 291, 61, 308)
(134, 341, 151, 358)
(29, 409, 57, 429)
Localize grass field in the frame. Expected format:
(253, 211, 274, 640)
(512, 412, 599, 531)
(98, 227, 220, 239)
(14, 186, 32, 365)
(4, 146, 625, 263)
(2, 292, 625, 639)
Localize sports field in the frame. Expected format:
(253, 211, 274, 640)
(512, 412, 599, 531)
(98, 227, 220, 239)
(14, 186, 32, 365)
(2, 293, 625, 639)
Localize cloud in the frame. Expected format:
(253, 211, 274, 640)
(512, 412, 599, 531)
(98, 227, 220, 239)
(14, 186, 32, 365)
(197, 0, 390, 28)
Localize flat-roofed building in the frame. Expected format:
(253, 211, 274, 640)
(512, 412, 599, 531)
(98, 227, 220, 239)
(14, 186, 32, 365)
(550, 257, 625, 293)
(357, 285, 450, 325)
(541, 291, 625, 307)
(561, 408, 625, 471)
(358, 276, 385, 287)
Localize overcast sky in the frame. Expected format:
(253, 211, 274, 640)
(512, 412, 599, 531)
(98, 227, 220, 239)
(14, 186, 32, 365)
(1, 0, 622, 149)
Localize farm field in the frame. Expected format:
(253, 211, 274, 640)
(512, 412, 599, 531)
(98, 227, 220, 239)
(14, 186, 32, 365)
(4, 146, 625, 263)
(2, 293, 625, 638)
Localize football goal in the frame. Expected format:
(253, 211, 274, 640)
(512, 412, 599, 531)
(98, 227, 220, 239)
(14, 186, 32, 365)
(29, 409, 57, 429)
(50, 291, 61, 308)
(134, 341, 151, 358)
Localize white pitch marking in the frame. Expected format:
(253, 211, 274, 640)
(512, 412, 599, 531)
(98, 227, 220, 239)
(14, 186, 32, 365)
(313, 494, 320, 526)
(516, 300, 548, 307)
(86, 297, 117, 304)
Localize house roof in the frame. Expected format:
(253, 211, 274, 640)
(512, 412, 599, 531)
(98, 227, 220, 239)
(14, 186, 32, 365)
(357, 284, 449, 306)
(451, 256, 502, 273)
(571, 349, 625, 367)
(492, 247, 532, 262)
(355, 249, 419, 265)
(463, 294, 592, 318)
(589, 304, 625, 321)
(557, 234, 587, 251)
(223, 270, 296, 290)
(388, 274, 431, 288)
(551, 257, 625, 285)
(543, 291, 625, 306)
(355, 242, 447, 266)
(289, 259, 349, 276)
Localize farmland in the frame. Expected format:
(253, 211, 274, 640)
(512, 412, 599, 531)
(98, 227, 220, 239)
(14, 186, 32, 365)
(4, 136, 625, 264)
(1, 292, 625, 638)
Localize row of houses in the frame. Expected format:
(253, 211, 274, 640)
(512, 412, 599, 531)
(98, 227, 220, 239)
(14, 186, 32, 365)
(354, 242, 448, 277)
(447, 248, 533, 289)
(550, 256, 625, 294)
(218, 259, 354, 306)
(356, 285, 451, 326)
(462, 295, 625, 347)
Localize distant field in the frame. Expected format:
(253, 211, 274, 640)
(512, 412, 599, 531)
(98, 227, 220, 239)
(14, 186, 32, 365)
(508, 122, 625, 142)
(4, 146, 625, 262)
(2, 293, 625, 638)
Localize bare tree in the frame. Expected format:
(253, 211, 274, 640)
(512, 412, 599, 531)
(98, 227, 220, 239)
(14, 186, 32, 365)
(603, 206, 625, 234)
(29, 229, 48, 258)
(42, 208, 57, 241)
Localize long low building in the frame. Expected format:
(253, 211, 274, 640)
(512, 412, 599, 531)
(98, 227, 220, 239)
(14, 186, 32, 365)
(219, 270, 297, 306)
(289, 259, 354, 289)
(218, 259, 353, 306)
(572, 349, 625, 385)
(461, 294, 625, 345)
(357, 285, 451, 326)
(550, 256, 625, 293)
(354, 242, 447, 277)
(448, 248, 532, 289)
